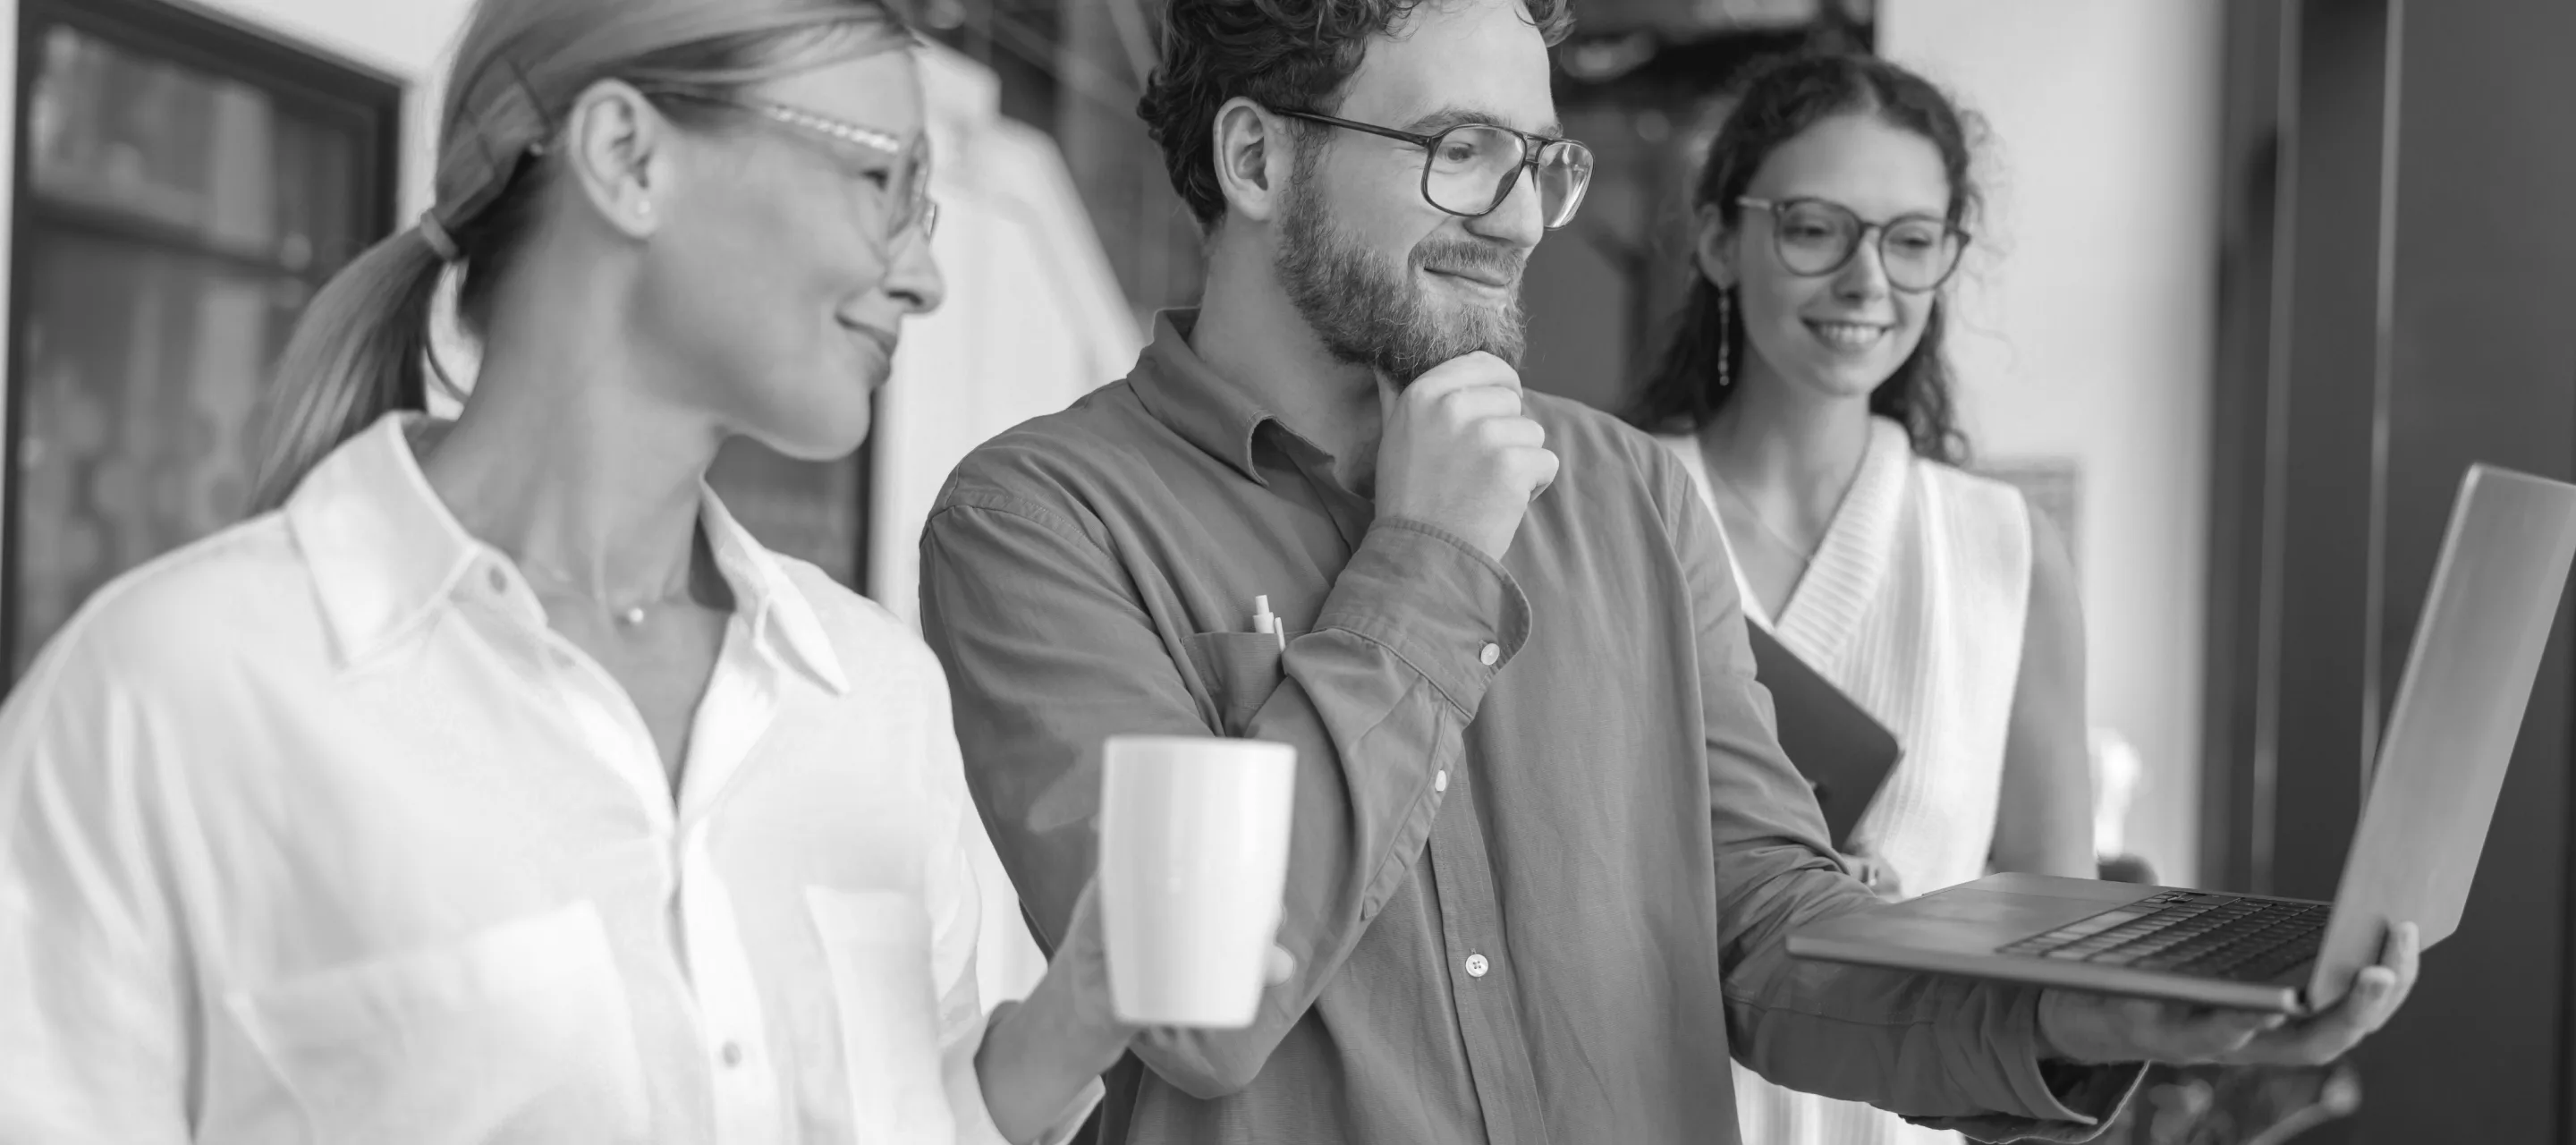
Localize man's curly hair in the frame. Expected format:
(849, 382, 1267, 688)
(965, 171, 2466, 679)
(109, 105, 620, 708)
(1138, 0, 1575, 232)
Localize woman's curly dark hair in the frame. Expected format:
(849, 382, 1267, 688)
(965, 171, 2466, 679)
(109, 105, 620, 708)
(1139, 0, 1575, 233)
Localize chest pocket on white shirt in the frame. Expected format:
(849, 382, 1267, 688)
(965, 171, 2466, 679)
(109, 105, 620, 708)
(225, 901, 650, 1144)
(807, 886, 957, 1143)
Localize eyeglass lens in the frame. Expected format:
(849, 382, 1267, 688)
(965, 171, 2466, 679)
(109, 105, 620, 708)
(887, 157, 935, 238)
(1421, 124, 1594, 228)
(1770, 200, 1961, 290)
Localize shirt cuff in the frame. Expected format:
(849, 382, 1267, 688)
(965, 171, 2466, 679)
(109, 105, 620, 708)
(1313, 517, 1532, 720)
(1902, 991, 2147, 1142)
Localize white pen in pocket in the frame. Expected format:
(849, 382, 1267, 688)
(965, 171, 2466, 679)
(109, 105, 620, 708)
(1251, 595, 1287, 651)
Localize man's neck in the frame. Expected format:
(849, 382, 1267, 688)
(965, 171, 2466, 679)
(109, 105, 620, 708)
(1191, 238, 1385, 489)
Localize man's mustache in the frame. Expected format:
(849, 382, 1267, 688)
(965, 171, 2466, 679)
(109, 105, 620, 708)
(1413, 241, 1527, 289)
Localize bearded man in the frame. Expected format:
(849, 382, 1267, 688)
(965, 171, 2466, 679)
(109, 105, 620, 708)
(912, 0, 2417, 1141)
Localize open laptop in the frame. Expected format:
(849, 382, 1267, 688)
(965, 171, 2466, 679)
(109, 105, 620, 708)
(1787, 462, 2576, 1014)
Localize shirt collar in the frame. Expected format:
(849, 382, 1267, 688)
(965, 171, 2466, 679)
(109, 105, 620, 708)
(283, 413, 848, 695)
(695, 487, 851, 695)
(283, 413, 482, 668)
(1126, 308, 1288, 484)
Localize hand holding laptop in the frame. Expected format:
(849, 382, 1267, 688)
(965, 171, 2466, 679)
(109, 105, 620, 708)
(1786, 463, 2572, 1050)
(2037, 920, 2420, 1068)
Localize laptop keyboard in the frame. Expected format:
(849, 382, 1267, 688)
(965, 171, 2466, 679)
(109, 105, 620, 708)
(1996, 891, 2327, 981)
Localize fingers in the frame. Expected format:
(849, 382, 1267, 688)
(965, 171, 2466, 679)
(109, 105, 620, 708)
(1845, 855, 1879, 890)
(2162, 1006, 2285, 1061)
(1421, 384, 1514, 428)
(1063, 878, 1105, 944)
(1390, 354, 1539, 445)
(2126, 997, 2279, 1064)
(1409, 351, 1520, 392)
(2226, 977, 2388, 1066)
(1418, 371, 1554, 497)
(1842, 849, 1902, 897)
(2224, 920, 2422, 1066)
(1480, 414, 1546, 451)
(2305, 921, 2420, 1051)
(2379, 920, 2422, 1015)
(1402, 352, 1522, 409)
(2046, 989, 2279, 1065)
(1266, 945, 1298, 986)
(1865, 861, 1903, 899)
(1523, 445, 1561, 500)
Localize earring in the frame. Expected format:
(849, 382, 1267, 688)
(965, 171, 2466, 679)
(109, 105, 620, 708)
(1716, 286, 1734, 388)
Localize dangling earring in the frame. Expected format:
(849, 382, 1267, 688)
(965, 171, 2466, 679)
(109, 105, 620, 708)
(1716, 286, 1735, 388)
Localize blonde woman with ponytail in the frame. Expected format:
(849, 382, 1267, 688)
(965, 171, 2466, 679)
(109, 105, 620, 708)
(0, 1, 1193, 1141)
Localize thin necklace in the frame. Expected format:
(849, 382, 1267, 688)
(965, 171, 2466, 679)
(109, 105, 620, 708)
(1706, 464, 1821, 567)
(519, 562, 698, 628)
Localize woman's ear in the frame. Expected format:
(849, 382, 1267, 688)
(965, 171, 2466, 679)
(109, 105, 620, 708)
(1693, 203, 1739, 290)
(559, 78, 673, 243)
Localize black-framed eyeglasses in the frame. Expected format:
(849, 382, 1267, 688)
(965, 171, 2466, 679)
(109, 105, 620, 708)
(638, 86, 938, 242)
(1736, 196, 1966, 293)
(1275, 108, 1594, 230)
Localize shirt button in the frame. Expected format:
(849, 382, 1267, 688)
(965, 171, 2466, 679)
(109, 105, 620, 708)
(1479, 642, 1501, 666)
(486, 566, 508, 594)
(1464, 954, 1490, 979)
(1435, 769, 1449, 793)
(719, 1040, 745, 1067)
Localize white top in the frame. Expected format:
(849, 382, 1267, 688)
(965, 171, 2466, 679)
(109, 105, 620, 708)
(1662, 418, 2031, 1145)
(0, 414, 1089, 1145)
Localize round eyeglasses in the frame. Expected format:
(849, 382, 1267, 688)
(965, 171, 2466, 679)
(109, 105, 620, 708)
(640, 86, 938, 242)
(1276, 108, 1596, 230)
(1736, 196, 1967, 293)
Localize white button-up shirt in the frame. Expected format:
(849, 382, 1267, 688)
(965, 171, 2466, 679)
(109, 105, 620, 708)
(0, 415, 1086, 1143)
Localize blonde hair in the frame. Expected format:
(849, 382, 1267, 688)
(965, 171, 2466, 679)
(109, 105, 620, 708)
(245, 0, 910, 513)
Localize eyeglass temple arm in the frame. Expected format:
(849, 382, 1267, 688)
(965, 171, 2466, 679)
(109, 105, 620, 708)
(1277, 109, 1442, 148)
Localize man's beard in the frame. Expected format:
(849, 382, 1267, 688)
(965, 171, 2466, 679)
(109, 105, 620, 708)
(1274, 148, 1529, 385)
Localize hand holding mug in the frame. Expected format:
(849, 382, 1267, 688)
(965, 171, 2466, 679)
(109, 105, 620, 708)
(1098, 734, 1299, 1027)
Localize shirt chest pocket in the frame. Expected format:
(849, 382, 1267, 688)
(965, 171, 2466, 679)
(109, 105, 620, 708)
(1182, 631, 1287, 737)
(225, 901, 650, 1144)
(806, 887, 957, 1144)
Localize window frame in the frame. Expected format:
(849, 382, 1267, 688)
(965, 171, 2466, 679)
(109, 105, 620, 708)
(2, 0, 402, 686)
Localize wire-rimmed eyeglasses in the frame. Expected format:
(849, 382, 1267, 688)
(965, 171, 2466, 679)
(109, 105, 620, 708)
(640, 86, 939, 242)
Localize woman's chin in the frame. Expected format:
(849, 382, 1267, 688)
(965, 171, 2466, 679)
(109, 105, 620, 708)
(748, 405, 874, 463)
(1771, 363, 1895, 405)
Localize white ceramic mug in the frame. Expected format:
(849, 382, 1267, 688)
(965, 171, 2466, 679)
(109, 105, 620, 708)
(1098, 734, 1296, 1027)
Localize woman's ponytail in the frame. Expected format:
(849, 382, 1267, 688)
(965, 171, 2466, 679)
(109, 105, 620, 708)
(243, 225, 448, 513)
